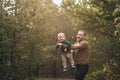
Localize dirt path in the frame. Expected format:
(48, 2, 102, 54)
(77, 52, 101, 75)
(35, 78, 74, 80)
(35, 78, 89, 80)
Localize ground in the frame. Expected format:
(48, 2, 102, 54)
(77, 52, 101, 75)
(35, 78, 74, 80)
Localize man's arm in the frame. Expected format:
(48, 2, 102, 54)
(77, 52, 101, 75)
(71, 41, 88, 49)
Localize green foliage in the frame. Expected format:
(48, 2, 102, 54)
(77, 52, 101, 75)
(0, 0, 120, 79)
(41, 45, 56, 64)
(0, 0, 75, 79)
(103, 14, 114, 20)
(62, 0, 120, 80)
(113, 8, 120, 17)
(103, 61, 120, 80)
(89, 70, 105, 80)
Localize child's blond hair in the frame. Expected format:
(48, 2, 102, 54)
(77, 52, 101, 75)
(57, 32, 66, 39)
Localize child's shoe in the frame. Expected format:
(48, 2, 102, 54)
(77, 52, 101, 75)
(63, 67, 68, 71)
(71, 65, 75, 69)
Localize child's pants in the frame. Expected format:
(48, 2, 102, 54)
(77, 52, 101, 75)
(61, 52, 74, 68)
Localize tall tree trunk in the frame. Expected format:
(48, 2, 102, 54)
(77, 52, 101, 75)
(10, 31, 16, 64)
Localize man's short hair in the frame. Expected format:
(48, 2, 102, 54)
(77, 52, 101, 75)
(78, 30, 86, 36)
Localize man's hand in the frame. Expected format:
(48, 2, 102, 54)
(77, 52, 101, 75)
(71, 45, 75, 49)
(71, 43, 79, 49)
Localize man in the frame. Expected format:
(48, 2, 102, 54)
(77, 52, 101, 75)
(71, 30, 89, 80)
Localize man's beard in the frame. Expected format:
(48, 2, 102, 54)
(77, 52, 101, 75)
(77, 37, 82, 42)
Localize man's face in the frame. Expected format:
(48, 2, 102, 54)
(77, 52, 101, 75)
(58, 36, 65, 42)
(76, 31, 85, 41)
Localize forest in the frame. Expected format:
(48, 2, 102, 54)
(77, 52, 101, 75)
(0, 0, 120, 80)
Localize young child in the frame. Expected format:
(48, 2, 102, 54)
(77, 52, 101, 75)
(56, 32, 75, 71)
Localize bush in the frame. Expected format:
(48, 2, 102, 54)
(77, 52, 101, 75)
(89, 70, 105, 80)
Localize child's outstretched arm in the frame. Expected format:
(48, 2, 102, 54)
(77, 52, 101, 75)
(56, 43, 63, 50)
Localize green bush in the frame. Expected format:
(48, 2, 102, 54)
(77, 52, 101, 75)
(89, 70, 105, 80)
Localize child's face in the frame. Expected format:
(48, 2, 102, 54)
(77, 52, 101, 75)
(58, 36, 65, 42)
